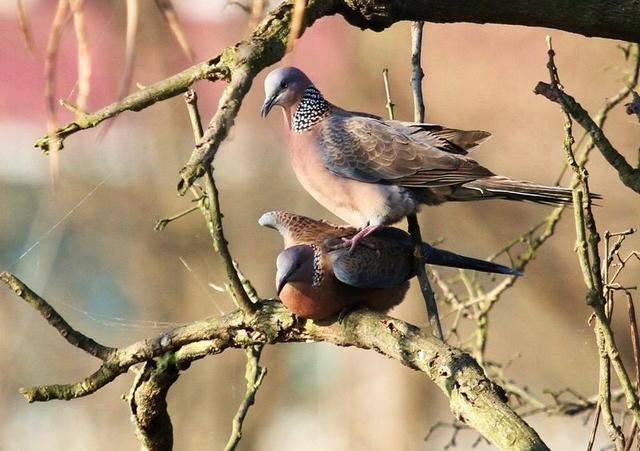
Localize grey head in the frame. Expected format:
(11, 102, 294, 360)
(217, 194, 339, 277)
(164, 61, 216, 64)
(258, 211, 283, 233)
(261, 67, 313, 117)
(275, 244, 316, 295)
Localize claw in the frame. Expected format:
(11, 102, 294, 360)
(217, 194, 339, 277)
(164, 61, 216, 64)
(328, 225, 381, 253)
(338, 302, 366, 323)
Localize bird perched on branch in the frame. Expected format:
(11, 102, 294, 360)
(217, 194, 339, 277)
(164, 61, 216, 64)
(259, 210, 520, 320)
(261, 66, 577, 249)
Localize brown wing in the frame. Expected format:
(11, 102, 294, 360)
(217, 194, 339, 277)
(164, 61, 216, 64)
(346, 112, 491, 155)
(389, 121, 491, 155)
(318, 111, 494, 188)
(326, 228, 414, 289)
(258, 211, 356, 247)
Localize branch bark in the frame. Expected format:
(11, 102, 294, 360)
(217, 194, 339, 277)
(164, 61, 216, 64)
(129, 359, 180, 451)
(336, 0, 640, 42)
(1, 272, 548, 450)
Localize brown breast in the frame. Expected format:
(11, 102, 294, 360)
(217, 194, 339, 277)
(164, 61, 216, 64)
(279, 278, 353, 320)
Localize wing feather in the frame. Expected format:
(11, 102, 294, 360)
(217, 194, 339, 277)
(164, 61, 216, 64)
(318, 112, 494, 187)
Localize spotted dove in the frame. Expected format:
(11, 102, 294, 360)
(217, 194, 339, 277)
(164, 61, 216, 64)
(259, 210, 520, 320)
(261, 67, 582, 247)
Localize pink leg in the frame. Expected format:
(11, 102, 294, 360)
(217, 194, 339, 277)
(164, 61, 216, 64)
(339, 224, 380, 252)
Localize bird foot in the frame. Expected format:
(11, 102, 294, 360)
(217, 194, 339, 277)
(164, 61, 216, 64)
(338, 303, 364, 324)
(328, 225, 381, 253)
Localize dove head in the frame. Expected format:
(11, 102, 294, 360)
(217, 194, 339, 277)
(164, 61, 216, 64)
(259, 210, 301, 247)
(258, 211, 287, 234)
(275, 245, 316, 295)
(261, 67, 313, 117)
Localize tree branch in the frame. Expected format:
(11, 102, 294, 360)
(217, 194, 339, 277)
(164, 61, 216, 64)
(223, 345, 267, 451)
(406, 21, 444, 340)
(34, 1, 640, 164)
(336, 0, 640, 42)
(129, 359, 180, 451)
(0, 271, 115, 361)
(534, 81, 640, 194)
(2, 273, 548, 450)
(182, 89, 256, 313)
(543, 37, 640, 436)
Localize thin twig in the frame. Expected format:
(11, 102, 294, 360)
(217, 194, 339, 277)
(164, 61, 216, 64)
(154, 204, 200, 231)
(203, 167, 255, 313)
(44, 0, 69, 183)
(286, 0, 307, 52)
(182, 90, 255, 314)
(223, 345, 267, 451)
(596, 325, 625, 450)
(69, 0, 91, 112)
(382, 68, 395, 119)
(155, 0, 196, 62)
(16, 0, 37, 56)
(535, 41, 640, 194)
(545, 37, 640, 434)
(407, 22, 443, 340)
(586, 404, 601, 451)
(381, 64, 442, 339)
(624, 294, 640, 451)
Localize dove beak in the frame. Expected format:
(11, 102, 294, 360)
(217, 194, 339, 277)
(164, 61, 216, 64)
(276, 267, 294, 296)
(261, 95, 277, 118)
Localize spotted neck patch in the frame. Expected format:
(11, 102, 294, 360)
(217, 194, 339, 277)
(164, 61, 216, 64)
(311, 244, 324, 288)
(292, 86, 330, 133)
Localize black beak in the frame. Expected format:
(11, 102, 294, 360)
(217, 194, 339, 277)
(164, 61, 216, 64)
(261, 95, 276, 118)
(276, 266, 295, 295)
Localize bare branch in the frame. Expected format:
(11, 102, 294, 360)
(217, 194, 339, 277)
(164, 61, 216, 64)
(410, 21, 426, 121)
(380, 62, 442, 339)
(181, 89, 255, 313)
(223, 345, 267, 451)
(0, 272, 115, 361)
(542, 38, 640, 434)
(534, 81, 640, 193)
(406, 21, 443, 340)
(16, 0, 37, 56)
(129, 360, 180, 451)
(155, 0, 196, 63)
(3, 271, 548, 450)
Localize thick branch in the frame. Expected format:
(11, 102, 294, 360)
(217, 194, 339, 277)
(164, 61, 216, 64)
(4, 273, 547, 450)
(129, 359, 180, 451)
(337, 0, 640, 42)
(35, 1, 640, 157)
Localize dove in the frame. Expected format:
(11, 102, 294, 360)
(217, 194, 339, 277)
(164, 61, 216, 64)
(261, 66, 578, 249)
(259, 210, 520, 320)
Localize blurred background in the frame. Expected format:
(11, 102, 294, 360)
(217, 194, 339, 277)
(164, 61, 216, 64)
(1, 1, 639, 449)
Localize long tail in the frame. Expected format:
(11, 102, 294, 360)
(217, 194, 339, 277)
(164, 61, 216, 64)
(421, 243, 522, 276)
(449, 176, 591, 205)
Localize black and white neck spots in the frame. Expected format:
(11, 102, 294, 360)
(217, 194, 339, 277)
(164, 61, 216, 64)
(311, 244, 323, 287)
(292, 86, 330, 133)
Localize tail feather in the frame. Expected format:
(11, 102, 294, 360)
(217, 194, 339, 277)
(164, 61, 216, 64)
(421, 243, 522, 276)
(449, 176, 601, 205)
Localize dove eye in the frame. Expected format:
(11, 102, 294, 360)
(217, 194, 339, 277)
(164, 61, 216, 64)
(280, 81, 288, 89)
